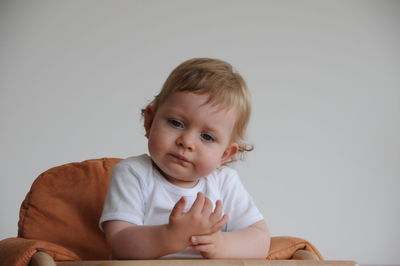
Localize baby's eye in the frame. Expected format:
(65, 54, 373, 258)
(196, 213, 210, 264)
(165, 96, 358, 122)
(201, 133, 215, 142)
(168, 119, 184, 128)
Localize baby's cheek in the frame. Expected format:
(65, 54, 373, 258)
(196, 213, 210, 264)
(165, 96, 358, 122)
(148, 140, 164, 160)
(199, 157, 220, 175)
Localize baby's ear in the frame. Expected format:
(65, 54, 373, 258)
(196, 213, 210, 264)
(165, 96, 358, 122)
(143, 105, 154, 138)
(221, 143, 239, 164)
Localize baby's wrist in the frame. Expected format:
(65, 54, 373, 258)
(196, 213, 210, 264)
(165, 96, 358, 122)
(211, 231, 225, 258)
(162, 224, 190, 253)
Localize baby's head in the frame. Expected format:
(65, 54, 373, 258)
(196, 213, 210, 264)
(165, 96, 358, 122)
(145, 57, 253, 161)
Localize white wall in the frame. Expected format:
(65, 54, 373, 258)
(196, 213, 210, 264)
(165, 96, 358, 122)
(1, 1, 399, 264)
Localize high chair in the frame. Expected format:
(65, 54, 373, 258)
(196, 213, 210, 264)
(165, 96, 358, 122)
(0, 158, 358, 266)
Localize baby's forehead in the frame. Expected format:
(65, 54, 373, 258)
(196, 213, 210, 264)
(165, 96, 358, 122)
(163, 92, 237, 115)
(205, 102, 238, 120)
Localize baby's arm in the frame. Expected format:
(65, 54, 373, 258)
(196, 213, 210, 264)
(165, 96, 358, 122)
(190, 220, 270, 259)
(103, 220, 178, 259)
(103, 192, 227, 259)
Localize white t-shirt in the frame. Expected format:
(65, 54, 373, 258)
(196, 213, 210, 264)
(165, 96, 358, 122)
(100, 154, 263, 258)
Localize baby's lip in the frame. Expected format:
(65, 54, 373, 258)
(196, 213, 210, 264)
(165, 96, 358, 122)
(169, 153, 191, 163)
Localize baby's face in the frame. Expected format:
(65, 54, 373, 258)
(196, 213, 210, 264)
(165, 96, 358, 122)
(145, 92, 238, 188)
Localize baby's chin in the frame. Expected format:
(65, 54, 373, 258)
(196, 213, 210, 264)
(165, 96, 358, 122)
(163, 175, 200, 188)
(153, 164, 195, 184)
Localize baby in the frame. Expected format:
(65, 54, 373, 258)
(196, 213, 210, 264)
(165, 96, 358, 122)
(100, 58, 270, 259)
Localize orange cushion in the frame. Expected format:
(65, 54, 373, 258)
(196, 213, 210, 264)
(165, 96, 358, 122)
(17, 158, 122, 260)
(267, 236, 323, 260)
(0, 237, 79, 266)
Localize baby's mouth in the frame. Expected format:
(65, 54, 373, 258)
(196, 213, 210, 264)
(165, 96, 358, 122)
(169, 153, 191, 164)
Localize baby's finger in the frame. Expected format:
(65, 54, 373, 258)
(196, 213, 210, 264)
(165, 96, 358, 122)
(188, 192, 205, 214)
(191, 243, 214, 254)
(213, 200, 222, 215)
(210, 200, 222, 221)
(211, 214, 228, 232)
(201, 196, 213, 215)
(191, 235, 212, 245)
(170, 196, 186, 217)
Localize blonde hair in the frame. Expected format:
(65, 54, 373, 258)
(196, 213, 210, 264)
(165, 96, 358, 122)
(145, 58, 253, 161)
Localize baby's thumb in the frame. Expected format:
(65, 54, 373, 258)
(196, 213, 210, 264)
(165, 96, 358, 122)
(171, 196, 186, 217)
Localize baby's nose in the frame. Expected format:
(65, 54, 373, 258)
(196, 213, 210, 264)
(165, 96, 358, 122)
(176, 132, 196, 151)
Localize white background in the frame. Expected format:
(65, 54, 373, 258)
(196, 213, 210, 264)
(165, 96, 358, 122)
(1, 1, 399, 264)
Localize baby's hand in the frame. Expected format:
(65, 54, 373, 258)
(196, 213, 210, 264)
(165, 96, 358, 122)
(167, 192, 227, 246)
(190, 231, 224, 259)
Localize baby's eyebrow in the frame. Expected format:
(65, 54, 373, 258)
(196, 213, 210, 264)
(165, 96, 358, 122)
(162, 106, 183, 114)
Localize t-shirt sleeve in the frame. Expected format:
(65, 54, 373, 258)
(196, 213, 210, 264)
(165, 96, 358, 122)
(99, 161, 146, 230)
(220, 168, 264, 231)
